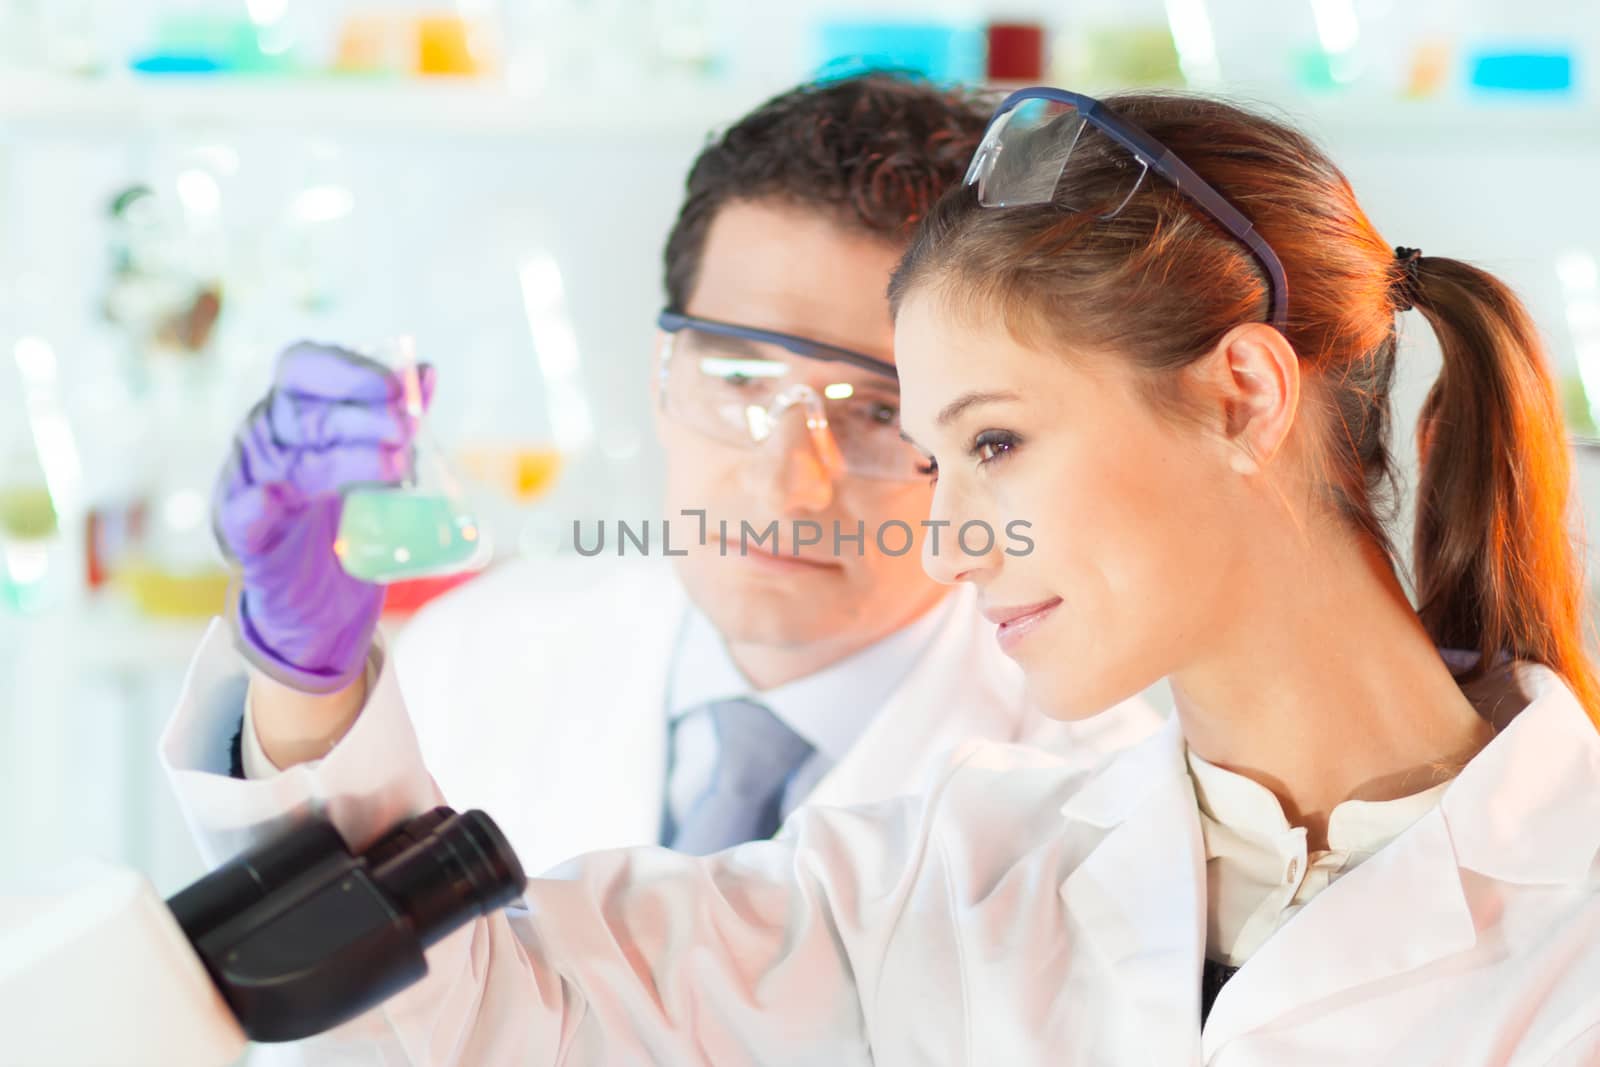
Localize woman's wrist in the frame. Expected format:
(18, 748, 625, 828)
(245, 665, 371, 771)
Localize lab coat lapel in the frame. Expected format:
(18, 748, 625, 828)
(1442, 665, 1600, 887)
(516, 591, 683, 869)
(805, 586, 1026, 809)
(1057, 716, 1207, 1065)
(1202, 663, 1600, 1054)
(1198, 805, 1476, 1056)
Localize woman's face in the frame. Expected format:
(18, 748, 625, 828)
(894, 294, 1252, 720)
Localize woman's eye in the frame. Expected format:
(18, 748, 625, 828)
(916, 456, 939, 481)
(973, 430, 1018, 464)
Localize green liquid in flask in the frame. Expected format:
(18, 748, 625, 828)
(335, 488, 484, 583)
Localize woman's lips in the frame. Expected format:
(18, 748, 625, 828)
(982, 597, 1063, 654)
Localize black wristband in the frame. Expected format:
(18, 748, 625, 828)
(228, 716, 247, 780)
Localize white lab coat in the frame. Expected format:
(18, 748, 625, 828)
(163, 555, 1156, 875)
(161, 641, 1600, 1065)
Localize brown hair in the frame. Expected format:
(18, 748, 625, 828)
(663, 73, 992, 311)
(890, 92, 1599, 725)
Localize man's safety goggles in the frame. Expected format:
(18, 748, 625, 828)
(656, 311, 931, 483)
(966, 86, 1290, 330)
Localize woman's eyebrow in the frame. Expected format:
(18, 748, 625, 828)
(900, 390, 1024, 450)
(937, 390, 1022, 426)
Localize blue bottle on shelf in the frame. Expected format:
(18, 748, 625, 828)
(1467, 48, 1575, 94)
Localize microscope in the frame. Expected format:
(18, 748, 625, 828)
(0, 807, 526, 1065)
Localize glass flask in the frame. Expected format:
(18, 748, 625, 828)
(334, 336, 492, 583)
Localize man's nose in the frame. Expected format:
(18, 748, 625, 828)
(741, 405, 839, 514)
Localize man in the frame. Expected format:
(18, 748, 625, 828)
(161, 75, 1156, 877)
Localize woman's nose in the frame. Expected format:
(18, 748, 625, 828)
(921, 485, 999, 587)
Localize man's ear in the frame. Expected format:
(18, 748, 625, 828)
(647, 332, 673, 445)
(1184, 322, 1300, 476)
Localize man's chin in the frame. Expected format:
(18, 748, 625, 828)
(687, 582, 854, 649)
(710, 602, 844, 649)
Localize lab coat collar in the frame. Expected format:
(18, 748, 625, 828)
(803, 583, 1027, 809)
(1441, 662, 1600, 886)
(1204, 665, 1598, 1054)
(1058, 709, 1187, 827)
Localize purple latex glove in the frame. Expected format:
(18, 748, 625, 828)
(213, 342, 435, 694)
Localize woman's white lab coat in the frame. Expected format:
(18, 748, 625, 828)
(162, 556, 1153, 872)
(164, 639, 1600, 1065)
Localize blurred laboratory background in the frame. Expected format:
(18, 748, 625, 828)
(1, 0, 1597, 894)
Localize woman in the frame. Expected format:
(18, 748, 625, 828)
(173, 90, 1600, 1064)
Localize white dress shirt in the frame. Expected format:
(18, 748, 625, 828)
(665, 595, 954, 829)
(1187, 749, 1455, 966)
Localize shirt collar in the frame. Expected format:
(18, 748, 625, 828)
(1061, 657, 1600, 887)
(1184, 657, 1600, 869)
(668, 594, 954, 764)
(1186, 749, 1452, 858)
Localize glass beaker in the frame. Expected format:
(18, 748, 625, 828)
(333, 337, 492, 584)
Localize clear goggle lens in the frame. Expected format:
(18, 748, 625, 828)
(967, 98, 1149, 217)
(662, 327, 927, 482)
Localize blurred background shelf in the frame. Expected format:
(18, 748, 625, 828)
(0, 73, 752, 138)
(1284, 96, 1600, 149)
(29, 596, 211, 672)
(4, 74, 1599, 149)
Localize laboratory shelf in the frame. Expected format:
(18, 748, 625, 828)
(1286, 95, 1600, 151)
(0, 72, 754, 139)
(1, 72, 1596, 148)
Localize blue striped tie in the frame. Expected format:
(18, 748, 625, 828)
(667, 698, 815, 855)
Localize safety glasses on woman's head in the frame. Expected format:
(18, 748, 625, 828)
(966, 86, 1290, 330)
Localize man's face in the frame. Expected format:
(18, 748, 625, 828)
(651, 199, 945, 654)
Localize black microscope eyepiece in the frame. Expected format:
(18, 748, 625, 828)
(166, 807, 525, 1043)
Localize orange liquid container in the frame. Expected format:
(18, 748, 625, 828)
(416, 15, 489, 76)
(459, 446, 563, 503)
(1404, 40, 1452, 99)
(334, 13, 410, 74)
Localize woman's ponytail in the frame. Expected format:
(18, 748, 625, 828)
(1410, 255, 1600, 723)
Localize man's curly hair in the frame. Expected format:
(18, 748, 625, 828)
(662, 74, 993, 311)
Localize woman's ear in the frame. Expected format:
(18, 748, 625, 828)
(1187, 322, 1300, 475)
